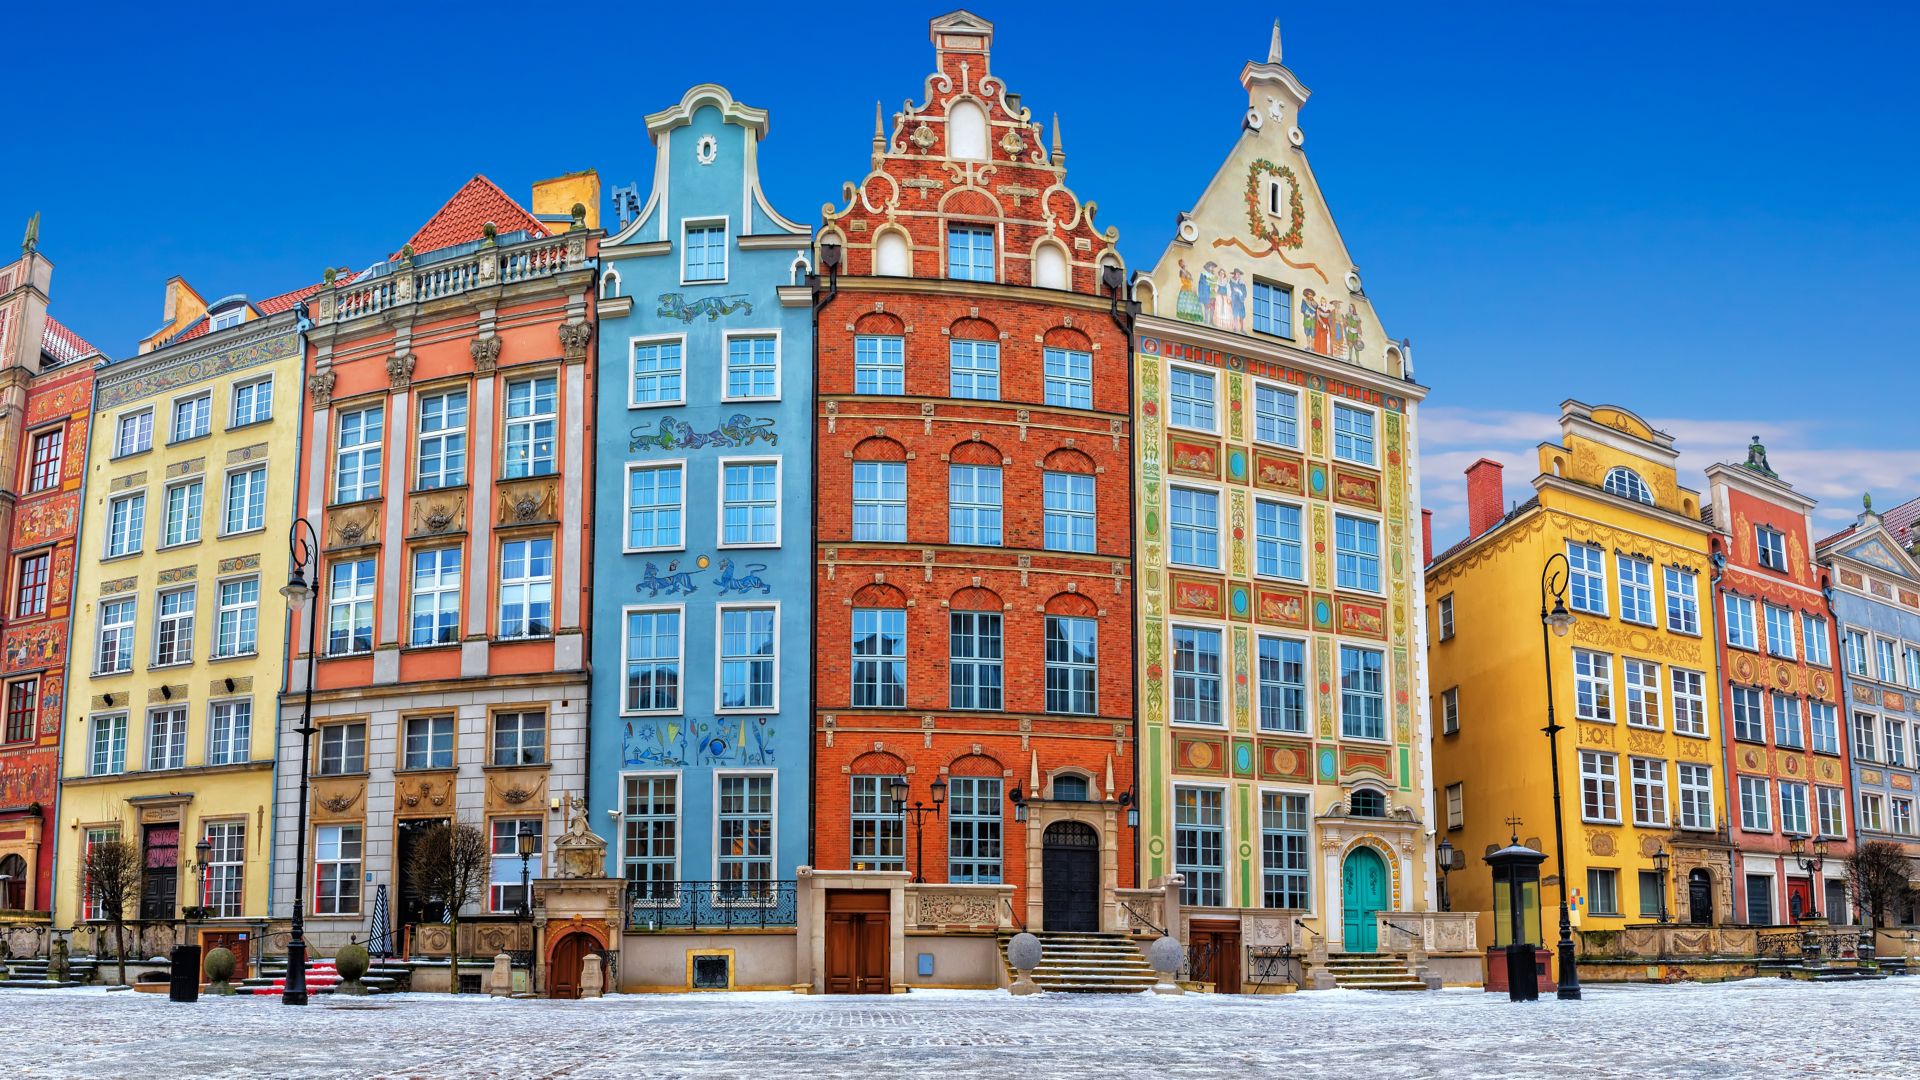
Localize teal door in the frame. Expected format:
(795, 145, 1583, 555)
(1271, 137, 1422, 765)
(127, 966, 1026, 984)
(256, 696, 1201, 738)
(1341, 848, 1389, 952)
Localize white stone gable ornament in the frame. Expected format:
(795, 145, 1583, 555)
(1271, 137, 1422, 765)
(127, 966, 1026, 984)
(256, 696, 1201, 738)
(696, 134, 718, 166)
(551, 795, 610, 879)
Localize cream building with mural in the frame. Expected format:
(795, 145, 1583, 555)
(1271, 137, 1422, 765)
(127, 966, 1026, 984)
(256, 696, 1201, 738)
(1129, 24, 1463, 991)
(55, 279, 309, 972)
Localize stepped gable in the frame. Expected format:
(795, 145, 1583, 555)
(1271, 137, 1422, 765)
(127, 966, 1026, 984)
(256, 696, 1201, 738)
(397, 174, 550, 259)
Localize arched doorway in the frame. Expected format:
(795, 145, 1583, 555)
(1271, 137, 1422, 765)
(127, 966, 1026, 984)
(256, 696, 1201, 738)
(0, 853, 26, 910)
(1687, 869, 1714, 925)
(1340, 847, 1389, 953)
(1042, 820, 1100, 932)
(547, 932, 591, 999)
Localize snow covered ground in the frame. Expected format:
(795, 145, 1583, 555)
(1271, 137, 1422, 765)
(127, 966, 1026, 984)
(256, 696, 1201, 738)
(3, 979, 1914, 1079)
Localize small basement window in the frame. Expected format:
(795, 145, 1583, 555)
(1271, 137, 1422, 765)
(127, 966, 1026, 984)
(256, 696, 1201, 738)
(691, 953, 732, 990)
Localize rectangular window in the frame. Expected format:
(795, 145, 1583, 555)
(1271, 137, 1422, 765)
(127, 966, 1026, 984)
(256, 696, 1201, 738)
(1802, 613, 1831, 667)
(415, 389, 468, 490)
(853, 335, 904, 395)
(1671, 668, 1708, 737)
(1630, 757, 1669, 827)
(3, 679, 35, 744)
(852, 462, 907, 542)
(1891, 798, 1913, 836)
(1677, 763, 1714, 831)
(162, 479, 203, 547)
(1253, 383, 1299, 446)
(1566, 543, 1608, 615)
(1772, 695, 1804, 749)
(725, 335, 779, 400)
(97, 598, 136, 674)
(89, 714, 128, 776)
(1256, 635, 1307, 733)
(1616, 556, 1654, 625)
(683, 221, 727, 282)
(317, 722, 367, 775)
(334, 405, 384, 503)
(1252, 281, 1293, 338)
(717, 775, 774, 889)
(948, 776, 1003, 884)
(214, 577, 259, 658)
(1580, 751, 1620, 823)
(623, 776, 678, 894)
(1622, 658, 1661, 729)
(201, 821, 245, 918)
(1339, 645, 1386, 741)
(1438, 595, 1455, 641)
(1665, 568, 1699, 634)
(623, 609, 682, 713)
(314, 824, 363, 916)
(1638, 871, 1665, 919)
(230, 376, 273, 428)
(949, 339, 1000, 400)
(1255, 500, 1304, 581)
(153, 587, 195, 666)
(948, 611, 1004, 711)
(1764, 605, 1796, 659)
(207, 700, 252, 766)
(1876, 638, 1898, 681)
(1859, 793, 1884, 833)
(171, 393, 211, 443)
(27, 429, 62, 492)
(946, 225, 994, 282)
(1175, 787, 1226, 908)
(106, 492, 145, 557)
(625, 463, 684, 551)
(1573, 650, 1613, 722)
(1853, 713, 1878, 762)
(1844, 630, 1869, 676)
(852, 608, 907, 708)
(1808, 701, 1840, 755)
(1445, 782, 1465, 829)
(1168, 368, 1216, 431)
(1744, 874, 1773, 925)
(1815, 785, 1845, 838)
(720, 461, 779, 547)
(1169, 487, 1220, 569)
(1260, 791, 1310, 909)
(850, 774, 905, 871)
(492, 710, 546, 767)
(1441, 687, 1460, 735)
(631, 338, 685, 406)
(1724, 595, 1759, 651)
(1042, 347, 1092, 409)
(498, 538, 553, 639)
(1739, 776, 1772, 832)
(502, 375, 557, 479)
(1756, 525, 1788, 571)
(409, 548, 462, 647)
(115, 409, 153, 457)
(1889, 718, 1909, 767)
(1331, 404, 1376, 466)
(223, 466, 267, 535)
(1042, 472, 1096, 553)
(718, 607, 777, 712)
(1906, 646, 1920, 690)
(1778, 781, 1810, 836)
(14, 553, 48, 617)
(327, 559, 375, 656)
(488, 818, 545, 913)
(1046, 616, 1098, 716)
(947, 465, 1003, 546)
(1587, 869, 1620, 917)
(1730, 686, 1765, 743)
(403, 714, 454, 770)
(1172, 626, 1224, 726)
(147, 706, 187, 770)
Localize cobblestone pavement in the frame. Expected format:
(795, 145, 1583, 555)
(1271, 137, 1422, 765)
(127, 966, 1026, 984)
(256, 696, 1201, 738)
(5, 979, 1915, 1079)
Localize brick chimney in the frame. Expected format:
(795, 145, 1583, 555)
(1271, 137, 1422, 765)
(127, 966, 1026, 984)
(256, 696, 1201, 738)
(1421, 509, 1433, 566)
(1466, 458, 1506, 540)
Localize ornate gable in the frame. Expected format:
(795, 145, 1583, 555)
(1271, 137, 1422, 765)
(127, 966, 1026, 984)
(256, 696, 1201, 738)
(1844, 536, 1912, 578)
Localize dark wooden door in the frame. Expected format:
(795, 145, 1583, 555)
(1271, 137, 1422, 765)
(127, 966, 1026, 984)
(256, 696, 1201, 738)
(1042, 821, 1100, 932)
(1687, 870, 1713, 925)
(140, 824, 179, 920)
(548, 933, 586, 999)
(1192, 920, 1242, 993)
(825, 890, 890, 994)
(396, 818, 448, 932)
(201, 931, 251, 981)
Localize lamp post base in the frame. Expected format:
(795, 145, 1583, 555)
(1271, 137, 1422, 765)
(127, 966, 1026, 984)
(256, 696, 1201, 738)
(283, 936, 310, 1006)
(1554, 939, 1581, 1000)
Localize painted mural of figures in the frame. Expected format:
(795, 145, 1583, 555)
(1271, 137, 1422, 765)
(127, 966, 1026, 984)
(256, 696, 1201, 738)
(1196, 262, 1217, 323)
(1341, 304, 1365, 361)
(1175, 259, 1204, 322)
(1301, 288, 1322, 352)
(1227, 269, 1249, 333)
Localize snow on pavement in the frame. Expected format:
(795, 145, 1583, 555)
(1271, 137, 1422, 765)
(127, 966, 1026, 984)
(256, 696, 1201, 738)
(2, 978, 1914, 1079)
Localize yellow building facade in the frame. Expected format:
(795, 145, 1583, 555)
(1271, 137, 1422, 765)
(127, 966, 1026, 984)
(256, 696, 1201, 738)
(54, 294, 306, 952)
(1428, 402, 1729, 953)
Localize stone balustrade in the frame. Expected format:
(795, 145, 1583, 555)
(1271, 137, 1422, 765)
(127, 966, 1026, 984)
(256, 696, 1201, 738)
(1376, 910, 1480, 956)
(312, 232, 589, 325)
(903, 882, 1015, 932)
(1114, 888, 1170, 936)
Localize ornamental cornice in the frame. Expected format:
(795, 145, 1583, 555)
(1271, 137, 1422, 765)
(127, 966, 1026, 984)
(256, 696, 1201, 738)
(1135, 314, 1428, 403)
(96, 317, 299, 409)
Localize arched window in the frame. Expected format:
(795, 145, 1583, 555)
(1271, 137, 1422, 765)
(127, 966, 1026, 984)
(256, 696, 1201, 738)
(601, 270, 622, 298)
(849, 751, 907, 872)
(0, 853, 25, 910)
(948, 100, 988, 160)
(875, 230, 910, 277)
(1034, 242, 1068, 290)
(1052, 774, 1090, 801)
(1603, 467, 1653, 505)
(1349, 788, 1387, 817)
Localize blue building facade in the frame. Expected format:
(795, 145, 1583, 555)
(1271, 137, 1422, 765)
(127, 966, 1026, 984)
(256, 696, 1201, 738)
(591, 85, 813, 902)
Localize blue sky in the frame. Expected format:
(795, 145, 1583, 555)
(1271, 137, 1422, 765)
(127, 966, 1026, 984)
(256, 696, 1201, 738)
(11, 2, 1916, 536)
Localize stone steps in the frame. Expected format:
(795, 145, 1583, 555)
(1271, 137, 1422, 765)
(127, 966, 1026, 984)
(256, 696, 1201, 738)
(1323, 951, 1431, 992)
(1000, 931, 1158, 994)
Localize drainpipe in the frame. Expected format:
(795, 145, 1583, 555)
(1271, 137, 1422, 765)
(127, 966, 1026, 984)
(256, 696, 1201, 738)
(808, 239, 840, 872)
(1104, 268, 1142, 896)
(1708, 539, 1738, 921)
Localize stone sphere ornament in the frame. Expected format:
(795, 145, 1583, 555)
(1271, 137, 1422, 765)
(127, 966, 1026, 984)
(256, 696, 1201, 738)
(204, 947, 237, 994)
(333, 943, 370, 995)
(1146, 936, 1186, 996)
(1007, 932, 1043, 996)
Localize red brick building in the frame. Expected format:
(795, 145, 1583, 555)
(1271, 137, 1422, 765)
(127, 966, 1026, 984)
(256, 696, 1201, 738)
(0, 224, 100, 923)
(812, 11, 1136, 932)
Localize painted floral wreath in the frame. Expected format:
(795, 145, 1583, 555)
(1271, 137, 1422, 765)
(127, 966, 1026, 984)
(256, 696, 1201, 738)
(1242, 158, 1305, 249)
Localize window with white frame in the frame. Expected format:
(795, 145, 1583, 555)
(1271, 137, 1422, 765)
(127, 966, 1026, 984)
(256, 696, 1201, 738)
(1339, 644, 1386, 740)
(1623, 658, 1661, 729)
(946, 225, 994, 282)
(1638, 870, 1666, 919)
(498, 538, 553, 639)
(1046, 616, 1098, 716)
(1853, 712, 1879, 762)
(1739, 776, 1772, 832)
(725, 335, 779, 400)
(1671, 668, 1708, 737)
(1888, 717, 1909, 767)
(853, 335, 904, 395)
(1438, 595, 1455, 641)
(81, 826, 118, 920)
(317, 721, 366, 775)
(1042, 472, 1095, 553)
(1844, 629, 1869, 676)
(415, 389, 468, 490)
(1567, 543, 1607, 615)
(1815, 785, 1845, 838)
(1169, 487, 1220, 569)
(625, 463, 683, 551)
(1255, 500, 1304, 581)
(1778, 781, 1810, 836)
(1587, 869, 1620, 917)
(624, 609, 682, 713)
(1168, 368, 1216, 431)
(948, 776, 1002, 884)
(208, 308, 243, 331)
(214, 577, 258, 658)
(171, 393, 211, 443)
(97, 598, 136, 675)
(1772, 695, 1804, 749)
(1332, 403, 1376, 466)
(1441, 687, 1460, 735)
(1261, 791, 1310, 909)
(147, 706, 187, 770)
(1664, 567, 1699, 634)
(402, 714, 454, 770)
(162, 479, 202, 547)
(1446, 782, 1465, 829)
(948, 611, 1003, 712)
(1859, 792, 1885, 833)
(502, 375, 557, 479)
(492, 710, 545, 767)
(1252, 281, 1293, 338)
(314, 824, 363, 915)
(949, 339, 1000, 400)
(717, 775, 774, 890)
(1891, 797, 1914, 836)
(1253, 383, 1298, 446)
(623, 775, 678, 896)
(1907, 645, 1920, 690)
(1677, 763, 1714, 830)
(1801, 613, 1830, 666)
(721, 461, 779, 546)
(1724, 595, 1757, 650)
(26, 428, 61, 493)
(1172, 626, 1223, 726)
(1580, 751, 1620, 823)
(631, 338, 685, 406)
(851, 608, 906, 708)
(1602, 467, 1652, 504)
(1256, 635, 1308, 734)
(106, 492, 145, 557)
(89, 714, 127, 776)
(852, 462, 906, 542)
(327, 559, 375, 655)
(1876, 638, 1897, 681)
(208, 700, 251, 766)
(230, 375, 273, 428)
(115, 409, 153, 457)
(409, 547, 461, 646)
(488, 818, 544, 913)
(1755, 525, 1788, 571)
(1573, 650, 1613, 722)
(1174, 786, 1225, 908)
(1808, 700, 1840, 755)
(201, 821, 245, 917)
(850, 774, 905, 871)
(1043, 347, 1092, 409)
(334, 405, 383, 503)
(1729, 686, 1765, 743)
(1764, 605, 1796, 658)
(1616, 556, 1654, 625)
(1630, 757, 1668, 827)
(948, 465, 1003, 546)
(719, 607, 777, 711)
(223, 466, 266, 535)
(683, 220, 727, 282)
(154, 587, 194, 666)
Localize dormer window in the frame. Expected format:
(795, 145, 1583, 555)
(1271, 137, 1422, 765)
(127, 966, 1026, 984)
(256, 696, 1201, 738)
(1602, 467, 1653, 505)
(209, 309, 244, 331)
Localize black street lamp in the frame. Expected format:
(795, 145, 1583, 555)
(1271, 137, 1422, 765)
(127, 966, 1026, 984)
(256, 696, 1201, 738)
(1116, 788, 1140, 886)
(279, 518, 322, 1006)
(517, 824, 538, 920)
(1652, 847, 1671, 925)
(891, 776, 947, 883)
(1436, 836, 1456, 913)
(1537, 552, 1582, 1000)
(1790, 835, 1828, 920)
(195, 836, 214, 916)
(1006, 784, 1028, 823)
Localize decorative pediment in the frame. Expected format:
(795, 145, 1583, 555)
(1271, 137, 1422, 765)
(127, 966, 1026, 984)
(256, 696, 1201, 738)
(1844, 537, 1910, 578)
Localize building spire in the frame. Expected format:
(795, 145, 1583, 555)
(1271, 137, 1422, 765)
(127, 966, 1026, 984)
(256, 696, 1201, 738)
(873, 100, 885, 154)
(1268, 18, 1283, 64)
(1050, 112, 1065, 168)
(21, 211, 38, 255)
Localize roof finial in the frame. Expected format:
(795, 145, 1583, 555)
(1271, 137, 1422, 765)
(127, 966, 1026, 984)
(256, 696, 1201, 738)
(21, 211, 39, 255)
(1268, 18, 1283, 64)
(1050, 113, 1065, 167)
(873, 100, 885, 153)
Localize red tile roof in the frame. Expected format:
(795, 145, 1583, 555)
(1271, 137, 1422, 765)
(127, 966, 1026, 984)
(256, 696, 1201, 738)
(41, 315, 104, 364)
(256, 279, 330, 314)
(397, 175, 548, 259)
(1819, 495, 1920, 550)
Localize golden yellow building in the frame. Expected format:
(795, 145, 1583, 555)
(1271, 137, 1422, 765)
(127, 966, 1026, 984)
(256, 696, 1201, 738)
(55, 279, 310, 964)
(1427, 401, 1728, 957)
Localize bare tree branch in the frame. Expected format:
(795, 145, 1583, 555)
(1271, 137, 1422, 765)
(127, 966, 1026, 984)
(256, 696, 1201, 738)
(406, 821, 490, 994)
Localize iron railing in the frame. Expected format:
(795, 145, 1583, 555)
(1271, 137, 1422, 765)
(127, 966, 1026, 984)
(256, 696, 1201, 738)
(625, 880, 798, 931)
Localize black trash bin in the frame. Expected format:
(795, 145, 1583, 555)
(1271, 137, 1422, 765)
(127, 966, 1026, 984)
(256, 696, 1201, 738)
(169, 944, 201, 1002)
(1505, 942, 1539, 1002)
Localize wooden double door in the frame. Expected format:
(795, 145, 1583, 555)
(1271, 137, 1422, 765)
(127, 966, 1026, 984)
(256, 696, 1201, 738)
(1190, 919, 1241, 993)
(548, 933, 589, 999)
(824, 890, 890, 994)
